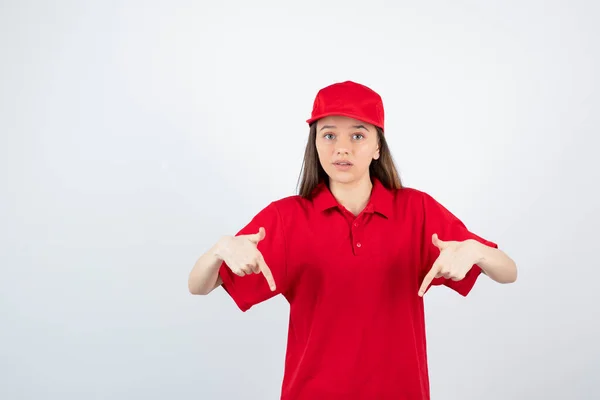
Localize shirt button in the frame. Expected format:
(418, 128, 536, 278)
(353, 222, 358, 227)
(356, 242, 362, 248)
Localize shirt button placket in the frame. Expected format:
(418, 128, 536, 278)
(353, 219, 362, 255)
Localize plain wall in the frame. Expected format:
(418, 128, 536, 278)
(1, 1, 598, 399)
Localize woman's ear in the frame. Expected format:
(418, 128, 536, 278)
(373, 148, 380, 160)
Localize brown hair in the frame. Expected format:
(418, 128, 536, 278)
(296, 123, 403, 198)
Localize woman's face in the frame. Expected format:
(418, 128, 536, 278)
(315, 115, 380, 185)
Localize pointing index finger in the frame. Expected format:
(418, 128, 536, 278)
(257, 255, 276, 291)
(418, 264, 440, 297)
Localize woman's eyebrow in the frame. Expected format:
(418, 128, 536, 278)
(319, 125, 370, 131)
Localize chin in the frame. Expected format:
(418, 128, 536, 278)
(326, 170, 358, 184)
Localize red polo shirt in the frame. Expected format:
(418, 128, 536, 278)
(219, 178, 497, 400)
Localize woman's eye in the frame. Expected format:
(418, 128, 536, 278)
(353, 134, 364, 140)
(324, 133, 335, 140)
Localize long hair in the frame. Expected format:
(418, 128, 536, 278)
(296, 123, 403, 198)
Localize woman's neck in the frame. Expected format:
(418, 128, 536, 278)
(329, 177, 373, 216)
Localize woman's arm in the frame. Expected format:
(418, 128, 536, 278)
(469, 239, 518, 284)
(188, 227, 276, 296)
(419, 235, 517, 296)
(188, 237, 228, 295)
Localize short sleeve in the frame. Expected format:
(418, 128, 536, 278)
(218, 202, 288, 312)
(420, 192, 498, 297)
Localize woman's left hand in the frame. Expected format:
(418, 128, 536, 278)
(418, 233, 481, 297)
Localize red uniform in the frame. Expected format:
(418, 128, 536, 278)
(219, 178, 497, 399)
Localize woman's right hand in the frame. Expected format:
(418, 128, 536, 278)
(216, 227, 276, 291)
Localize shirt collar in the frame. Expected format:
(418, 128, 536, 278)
(311, 178, 395, 218)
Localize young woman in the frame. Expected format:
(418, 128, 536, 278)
(188, 80, 517, 400)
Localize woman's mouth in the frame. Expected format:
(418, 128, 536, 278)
(333, 161, 353, 170)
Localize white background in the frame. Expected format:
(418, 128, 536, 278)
(1, 1, 598, 399)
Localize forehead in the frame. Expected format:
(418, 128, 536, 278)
(316, 115, 373, 130)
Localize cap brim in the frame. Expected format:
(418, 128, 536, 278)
(306, 112, 383, 130)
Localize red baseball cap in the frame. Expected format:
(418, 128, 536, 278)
(306, 80, 385, 131)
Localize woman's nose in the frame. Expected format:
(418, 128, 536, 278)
(335, 147, 350, 156)
(334, 139, 351, 155)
